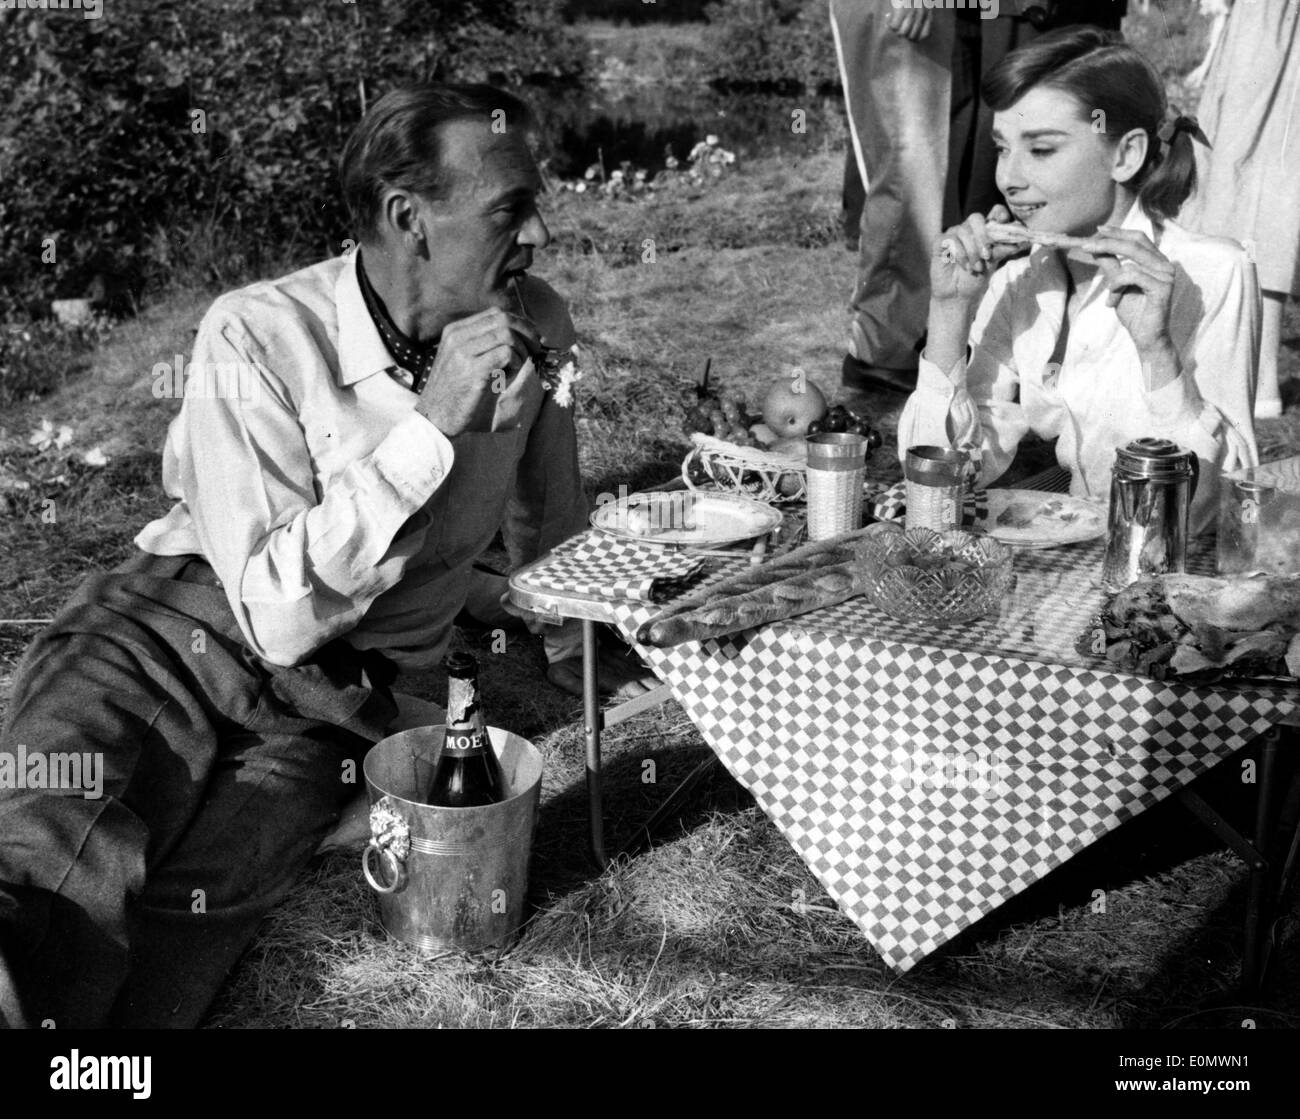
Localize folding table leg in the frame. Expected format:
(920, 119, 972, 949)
(1273, 764, 1300, 905)
(578, 621, 728, 868)
(1176, 721, 1300, 999)
(1243, 730, 1279, 995)
(1242, 726, 1287, 997)
(582, 619, 608, 869)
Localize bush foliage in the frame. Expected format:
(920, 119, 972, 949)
(0, 0, 586, 317)
(564, 0, 712, 20)
(702, 0, 839, 93)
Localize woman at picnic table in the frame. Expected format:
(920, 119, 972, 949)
(897, 27, 1259, 533)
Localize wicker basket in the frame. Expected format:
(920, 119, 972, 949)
(681, 432, 807, 504)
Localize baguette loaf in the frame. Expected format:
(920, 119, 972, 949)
(638, 523, 893, 624)
(635, 523, 898, 646)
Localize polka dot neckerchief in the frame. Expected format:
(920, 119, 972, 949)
(355, 249, 438, 394)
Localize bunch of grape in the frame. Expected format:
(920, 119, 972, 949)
(682, 388, 762, 447)
(808, 404, 883, 452)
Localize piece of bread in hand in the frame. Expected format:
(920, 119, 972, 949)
(984, 222, 1095, 252)
(940, 222, 1095, 263)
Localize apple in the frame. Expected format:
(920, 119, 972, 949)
(776, 471, 803, 498)
(761, 378, 827, 439)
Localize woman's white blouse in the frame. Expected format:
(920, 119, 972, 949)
(897, 203, 1260, 531)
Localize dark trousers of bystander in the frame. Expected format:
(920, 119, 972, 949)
(832, 1, 956, 373)
(0, 551, 399, 1028)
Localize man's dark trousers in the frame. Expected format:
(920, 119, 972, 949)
(0, 551, 398, 1028)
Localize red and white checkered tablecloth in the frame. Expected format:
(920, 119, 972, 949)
(518, 528, 1299, 972)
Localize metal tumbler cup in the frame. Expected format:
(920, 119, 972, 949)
(806, 432, 867, 540)
(1217, 475, 1273, 575)
(904, 446, 969, 532)
(1100, 437, 1198, 592)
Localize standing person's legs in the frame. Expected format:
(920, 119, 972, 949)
(842, 148, 865, 251)
(947, 15, 983, 225)
(831, 0, 955, 391)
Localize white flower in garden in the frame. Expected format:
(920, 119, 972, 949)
(706, 134, 719, 146)
(0, 463, 31, 494)
(82, 446, 110, 467)
(29, 419, 74, 453)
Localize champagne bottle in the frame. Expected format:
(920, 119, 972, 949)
(425, 653, 504, 807)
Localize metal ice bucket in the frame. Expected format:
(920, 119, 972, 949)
(361, 725, 543, 952)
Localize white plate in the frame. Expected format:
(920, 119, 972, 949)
(978, 489, 1106, 548)
(590, 491, 782, 547)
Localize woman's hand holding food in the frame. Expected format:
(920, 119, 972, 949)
(1087, 227, 1176, 330)
(1083, 226, 1180, 387)
(926, 205, 1026, 374)
(931, 205, 1034, 299)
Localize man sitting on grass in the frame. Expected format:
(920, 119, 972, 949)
(0, 82, 646, 1029)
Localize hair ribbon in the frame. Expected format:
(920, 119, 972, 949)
(1157, 114, 1211, 149)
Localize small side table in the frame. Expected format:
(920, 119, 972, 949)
(508, 568, 730, 868)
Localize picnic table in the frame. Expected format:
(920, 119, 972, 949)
(509, 472, 1300, 993)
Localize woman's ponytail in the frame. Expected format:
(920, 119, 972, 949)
(1138, 114, 1208, 222)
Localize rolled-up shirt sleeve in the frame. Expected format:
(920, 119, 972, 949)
(898, 277, 1029, 488)
(176, 312, 454, 667)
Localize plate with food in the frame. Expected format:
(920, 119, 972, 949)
(1081, 572, 1300, 683)
(590, 490, 782, 548)
(978, 490, 1106, 548)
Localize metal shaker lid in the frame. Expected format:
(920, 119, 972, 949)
(1113, 437, 1196, 478)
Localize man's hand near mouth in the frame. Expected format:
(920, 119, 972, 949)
(414, 306, 543, 437)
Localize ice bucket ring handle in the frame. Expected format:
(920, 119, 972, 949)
(362, 796, 410, 895)
(362, 842, 405, 894)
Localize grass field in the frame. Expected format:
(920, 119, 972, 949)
(3, 6, 1300, 1029)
